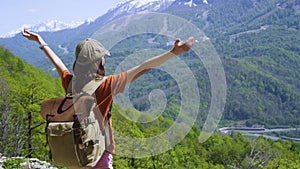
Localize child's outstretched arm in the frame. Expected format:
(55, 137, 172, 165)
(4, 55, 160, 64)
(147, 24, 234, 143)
(126, 37, 194, 84)
(22, 29, 68, 78)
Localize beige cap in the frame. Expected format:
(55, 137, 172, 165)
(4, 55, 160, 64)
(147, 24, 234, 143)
(74, 38, 110, 66)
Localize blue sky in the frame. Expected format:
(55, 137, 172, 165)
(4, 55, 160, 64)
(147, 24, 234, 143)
(0, 0, 124, 36)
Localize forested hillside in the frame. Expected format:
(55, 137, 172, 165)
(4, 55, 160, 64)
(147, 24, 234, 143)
(0, 47, 64, 160)
(0, 46, 299, 168)
(205, 0, 300, 127)
(163, 0, 300, 127)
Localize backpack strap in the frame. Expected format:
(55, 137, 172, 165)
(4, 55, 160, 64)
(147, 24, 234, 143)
(104, 103, 114, 152)
(66, 78, 73, 95)
(66, 77, 107, 96)
(81, 77, 107, 95)
(74, 76, 107, 126)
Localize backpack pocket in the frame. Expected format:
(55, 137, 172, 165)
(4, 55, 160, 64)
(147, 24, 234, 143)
(78, 119, 105, 167)
(47, 120, 105, 168)
(47, 122, 82, 167)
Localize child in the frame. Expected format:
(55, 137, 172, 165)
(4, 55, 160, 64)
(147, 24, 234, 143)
(22, 28, 194, 169)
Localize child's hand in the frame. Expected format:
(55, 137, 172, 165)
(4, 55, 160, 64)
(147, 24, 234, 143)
(22, 29, 42, 43)
(171, 37, 194, 55)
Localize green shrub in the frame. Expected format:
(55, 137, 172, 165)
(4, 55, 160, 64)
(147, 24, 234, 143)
(2, 158, 27, 169)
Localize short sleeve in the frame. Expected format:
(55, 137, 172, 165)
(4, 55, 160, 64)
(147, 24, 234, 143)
(111, 72, 127, 96)
(61, 70, 73, 92)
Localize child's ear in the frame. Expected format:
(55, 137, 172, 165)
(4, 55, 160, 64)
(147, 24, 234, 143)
(101, 57, 106, 66)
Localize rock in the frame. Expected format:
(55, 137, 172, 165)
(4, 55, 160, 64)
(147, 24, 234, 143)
(0, 154, 58, 169)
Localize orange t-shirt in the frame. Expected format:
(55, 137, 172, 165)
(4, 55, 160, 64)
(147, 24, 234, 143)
(62, 70, 127, 114)
(61, 70, 127, 152)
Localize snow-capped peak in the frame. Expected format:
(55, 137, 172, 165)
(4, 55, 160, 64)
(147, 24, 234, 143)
(27, 20, 85, 32)
(0, 19, 94, 38)
(112, 0, 175, 17)
(127, 0, 165, 8)
(121, 0, 175, 8)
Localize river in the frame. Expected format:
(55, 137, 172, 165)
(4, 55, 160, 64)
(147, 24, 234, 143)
(218, 127, 300, 142)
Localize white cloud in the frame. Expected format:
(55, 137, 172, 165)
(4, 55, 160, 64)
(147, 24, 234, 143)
(28, 8, 39, 13)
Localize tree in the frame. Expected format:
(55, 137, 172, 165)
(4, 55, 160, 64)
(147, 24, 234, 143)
(243, 137, 278, 168)
(0, 77, 11, 154)
(18, 80, 45, 158)
(0, 76, 27, 157)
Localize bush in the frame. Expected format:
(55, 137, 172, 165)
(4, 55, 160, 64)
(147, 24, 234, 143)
(2, 158, 26, 169)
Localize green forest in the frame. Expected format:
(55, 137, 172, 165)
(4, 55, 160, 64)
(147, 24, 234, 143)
(165, 0, 300, 128)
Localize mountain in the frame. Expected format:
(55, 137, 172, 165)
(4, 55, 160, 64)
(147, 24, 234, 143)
(0, 0, 211, 66)
(0, 0, 300, 128)
(0, 0, 212, 57)
(0, 0, 173, 38)
(0, 0, 183, 69)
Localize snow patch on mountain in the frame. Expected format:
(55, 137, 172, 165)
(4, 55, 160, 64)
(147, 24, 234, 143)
(121, 0, 175, 8)
(176, 0, 209, 7)
(128, 0, 164, 8)
(111, 0, 175, 18)
(184, 0, 198, 7)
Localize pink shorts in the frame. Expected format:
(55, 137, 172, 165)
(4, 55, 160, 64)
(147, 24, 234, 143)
(91, 151, 113, 169)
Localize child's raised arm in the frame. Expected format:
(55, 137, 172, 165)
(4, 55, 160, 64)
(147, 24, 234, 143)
(22, 29, 68, 78)
(126, 37, 194, 84)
